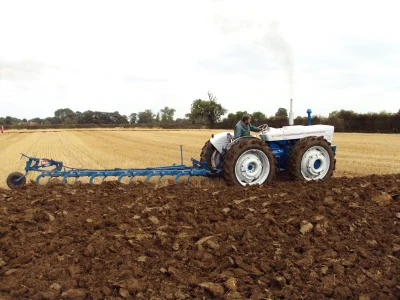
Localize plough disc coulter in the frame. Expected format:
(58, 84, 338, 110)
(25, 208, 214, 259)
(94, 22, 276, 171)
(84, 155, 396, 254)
(6, 154, 219, 189)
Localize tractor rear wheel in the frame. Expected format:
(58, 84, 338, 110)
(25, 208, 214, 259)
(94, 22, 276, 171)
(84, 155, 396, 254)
(223, 138, 276, 186)
(200, 140, 222, 168)
(7, 172, 27, 189)
(288, 136, 335, 181)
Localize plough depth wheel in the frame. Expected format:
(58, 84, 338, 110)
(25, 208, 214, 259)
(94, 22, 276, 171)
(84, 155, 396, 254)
(7, 172, 26, 189)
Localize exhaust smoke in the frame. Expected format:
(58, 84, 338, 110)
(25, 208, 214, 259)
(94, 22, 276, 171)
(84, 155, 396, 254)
(260, 21, 294, 98)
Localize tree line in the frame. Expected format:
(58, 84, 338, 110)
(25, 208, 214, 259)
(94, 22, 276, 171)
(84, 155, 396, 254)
(1, 92, 399, 133)
(0, 92, 291, 127)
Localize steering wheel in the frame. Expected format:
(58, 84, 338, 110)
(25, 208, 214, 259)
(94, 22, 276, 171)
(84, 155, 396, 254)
(258, 124, 269, 131)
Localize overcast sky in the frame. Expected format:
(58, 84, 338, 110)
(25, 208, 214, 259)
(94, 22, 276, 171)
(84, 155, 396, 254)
(1, 0, 399, 120)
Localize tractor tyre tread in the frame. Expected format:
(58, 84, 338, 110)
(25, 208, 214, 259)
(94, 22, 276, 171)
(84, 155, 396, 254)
(288, 136, 335, 181)
(222, 138, 277, 186)
(199, 140, 215, 166)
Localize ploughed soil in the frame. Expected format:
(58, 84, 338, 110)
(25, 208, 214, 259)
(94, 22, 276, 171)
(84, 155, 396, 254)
(1, 174, 399, 299)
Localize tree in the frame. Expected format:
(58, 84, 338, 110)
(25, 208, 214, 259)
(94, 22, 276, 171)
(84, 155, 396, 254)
(378, 110, 393, 116)
(275, 108, 288, 118)
(54, 108, 74, 119)
(80, 111, 95, 124)
(5, 116, 13, 125)
(22, 118, 27, 123)
(252, 111, 266, 122)
(160, 106, 176, 122)
(224, 111, 248, 124)
(54, 108, 78, 124)
(63, 117, 78, 125)
(188, 92, 228, 125)
(75, 111, 82, 123)
(175, 118, 191, 124)
(138, 109, 155, 123)
(28, 117, 44, 124)
(155, 113, 160, 122)
(329, 109, 356, 119)
(129, 113, 138, 124)
(11, 117, 21, 124)
(122, 115, 129, 124)
(45, 117, 61, 124)
(109, 111, 128, 124)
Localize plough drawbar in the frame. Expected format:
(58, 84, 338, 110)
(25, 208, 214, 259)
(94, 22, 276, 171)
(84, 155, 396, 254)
(6, 153, 220, 189)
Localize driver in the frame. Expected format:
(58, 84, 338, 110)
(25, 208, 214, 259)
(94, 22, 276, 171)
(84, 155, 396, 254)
(233, 114, 261, 139)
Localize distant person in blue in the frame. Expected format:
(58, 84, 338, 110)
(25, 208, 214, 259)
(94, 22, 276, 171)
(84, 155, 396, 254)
(233, 114, 261, 139)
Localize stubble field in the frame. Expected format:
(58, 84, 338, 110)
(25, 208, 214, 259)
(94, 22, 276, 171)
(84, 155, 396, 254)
(0, 129, 399, 299)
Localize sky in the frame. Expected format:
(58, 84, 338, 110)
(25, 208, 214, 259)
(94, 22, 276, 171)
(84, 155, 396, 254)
(0, 0, 399, 121)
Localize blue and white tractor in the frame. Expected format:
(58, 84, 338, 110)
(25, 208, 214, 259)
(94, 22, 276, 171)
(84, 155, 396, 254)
(199, 108, 336, 186)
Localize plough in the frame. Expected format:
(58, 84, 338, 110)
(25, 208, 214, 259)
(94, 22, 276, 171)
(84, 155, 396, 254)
(6, 153, 220, 189)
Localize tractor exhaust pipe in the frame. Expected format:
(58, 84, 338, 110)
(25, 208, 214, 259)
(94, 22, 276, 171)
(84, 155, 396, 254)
(289, 98, 294, 126)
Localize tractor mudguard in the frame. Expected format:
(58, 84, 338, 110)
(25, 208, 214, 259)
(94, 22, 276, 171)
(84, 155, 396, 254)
(210, 132, 260, 154)
(209, 132, 233, 153)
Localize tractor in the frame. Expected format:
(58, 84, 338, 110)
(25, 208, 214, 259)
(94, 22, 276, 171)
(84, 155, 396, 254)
(199, 103, 336, 186)
(199, 123, 336, 186)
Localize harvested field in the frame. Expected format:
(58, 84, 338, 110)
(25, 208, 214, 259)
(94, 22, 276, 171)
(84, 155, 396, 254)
(1, 174, 399, 299)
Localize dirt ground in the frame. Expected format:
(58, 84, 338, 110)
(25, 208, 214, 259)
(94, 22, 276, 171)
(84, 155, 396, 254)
(1, 174, 399, 299)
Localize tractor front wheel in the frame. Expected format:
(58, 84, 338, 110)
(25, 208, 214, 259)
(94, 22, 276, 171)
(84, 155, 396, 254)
(7, 172, 27, 189)
(223, 138, 277, 186)
(288, 136, 335, 181)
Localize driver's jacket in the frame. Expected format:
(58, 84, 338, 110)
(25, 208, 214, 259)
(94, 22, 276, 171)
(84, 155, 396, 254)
(233, 121, 260, 139)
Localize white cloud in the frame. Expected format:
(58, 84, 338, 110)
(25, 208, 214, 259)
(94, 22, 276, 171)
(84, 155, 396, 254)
(0, 0, 399, 120)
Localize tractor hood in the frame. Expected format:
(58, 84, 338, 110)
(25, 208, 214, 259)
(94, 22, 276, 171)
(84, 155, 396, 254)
(260, 125, 334, 143)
